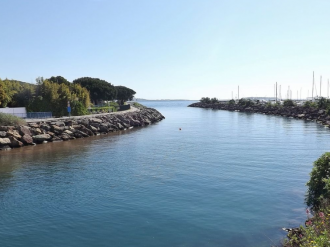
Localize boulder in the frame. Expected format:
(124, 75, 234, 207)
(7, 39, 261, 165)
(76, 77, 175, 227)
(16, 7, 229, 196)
(51, 136, 63, 142)
(8, 136, 23, 148)
(28, 123, 39, 128)
(0, 138, 11, 146)
(61, 133, 71, 141)
(88, 125, 98, 133)
(52, 125, 65, 133)
(33, 134, 51, 143)
(21, 134, 33, 145)
(63, 130, 73, 135)
(7, 130, 21, 139)
(0, 131, 6, 137)
(50, 121, 65, 127)
(99, 124, 109, 133)
(31, 128, 43, 135)
(0, 126, 14, 131)
(89, 118, 103, 124)
(18, 126, 32, 136)
(117, 123, 124, 129)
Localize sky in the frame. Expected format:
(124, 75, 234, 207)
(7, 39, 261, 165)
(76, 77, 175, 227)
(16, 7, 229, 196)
(1, 0, 330, 100)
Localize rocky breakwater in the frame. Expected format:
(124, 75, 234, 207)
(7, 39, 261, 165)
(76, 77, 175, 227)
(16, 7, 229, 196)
(0, 107, 165, 151)
(188, 102, 330, 126)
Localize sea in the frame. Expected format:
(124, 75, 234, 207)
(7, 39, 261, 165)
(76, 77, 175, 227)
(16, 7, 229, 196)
(1, 100, 329, 247)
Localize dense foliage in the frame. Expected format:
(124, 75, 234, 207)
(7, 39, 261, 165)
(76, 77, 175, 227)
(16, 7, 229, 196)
(73, 77, 116, 104)
(29, 79, 91, 117)
(115, 86, 136, 105)
(283, 153, 330, 247)
(0, 78, 36, 108)
(0, 76, 137, 117)
(306, 153, 330, 209)
(47, 76, 70, 86)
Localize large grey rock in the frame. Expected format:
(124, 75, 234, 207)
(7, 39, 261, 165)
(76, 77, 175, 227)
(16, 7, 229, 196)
(89, 118, 103, 124)
(99, 124, 109, 132)
(33, 134, 51, 142)
(0, 131, 6, 137)
(50, 121, 65, 127)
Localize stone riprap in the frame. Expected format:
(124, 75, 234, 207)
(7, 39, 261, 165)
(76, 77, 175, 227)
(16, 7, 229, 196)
(0, 107, 165, 151)
(188, 102, 330, 126)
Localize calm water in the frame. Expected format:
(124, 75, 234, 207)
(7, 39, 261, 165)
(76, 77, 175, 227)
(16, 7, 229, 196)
(1, 101, 330, 247)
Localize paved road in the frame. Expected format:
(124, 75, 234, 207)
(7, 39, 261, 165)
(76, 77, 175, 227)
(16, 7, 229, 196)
(26, 106, 140, 123)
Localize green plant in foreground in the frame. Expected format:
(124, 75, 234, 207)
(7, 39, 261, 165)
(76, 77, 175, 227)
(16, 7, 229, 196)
(0, 112, 26, 126)
(306, 153, 330, 209)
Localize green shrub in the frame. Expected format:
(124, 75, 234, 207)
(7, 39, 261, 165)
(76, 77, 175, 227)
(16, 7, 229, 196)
(238, 98, 255, 107)
(283, 99, 295, 107)
(306, 153, 330, 209)
(132, 102, 146, 109)
(304, 101, 316, 108)
(200, 97, 211, 104)
(0, 112, 26, 126)
(228, 99, 235, 105)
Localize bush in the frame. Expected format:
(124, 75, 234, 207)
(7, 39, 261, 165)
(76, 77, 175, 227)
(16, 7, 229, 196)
(238, 98, 255, 107)
(303, 101, 317, 108)
(0, 112, 26, 126)
(317, 97, 330, 109)
(306, 153, 330, 209)
(228, 99, 235, 105)
(283, 99, 295, 107)
(210, 97, 219, 104)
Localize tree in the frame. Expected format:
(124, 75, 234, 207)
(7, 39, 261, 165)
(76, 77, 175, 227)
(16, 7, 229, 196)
(73, 77, 116, 104)
(115, 86, 136, 105)
(47, 76, 71, 86)
(306, 153, 330, 209)
(0, 82, 10, 107)
(200, 97, 211, 104)
(210, 97, 219, 104)
(29, 79, 91, 117)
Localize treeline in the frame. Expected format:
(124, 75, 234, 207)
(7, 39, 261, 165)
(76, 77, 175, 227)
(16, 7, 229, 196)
(0, 76, 136, 116)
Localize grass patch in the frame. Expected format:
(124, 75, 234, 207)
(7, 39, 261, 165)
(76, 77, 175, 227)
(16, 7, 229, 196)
(90, 102, 119, 113)
(132, 102, 146, 109)
(0, 112, 26, 126)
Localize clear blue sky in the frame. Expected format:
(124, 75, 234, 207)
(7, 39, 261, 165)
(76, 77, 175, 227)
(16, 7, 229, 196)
(1, 0, 330, 100)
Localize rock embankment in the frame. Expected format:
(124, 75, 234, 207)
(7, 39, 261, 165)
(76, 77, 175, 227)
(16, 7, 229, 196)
(0, 107, 165, 151)
(189, 102, 330, 126)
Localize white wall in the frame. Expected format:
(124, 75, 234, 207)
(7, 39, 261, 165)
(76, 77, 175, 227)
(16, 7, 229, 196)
(0, 107, 27, 118)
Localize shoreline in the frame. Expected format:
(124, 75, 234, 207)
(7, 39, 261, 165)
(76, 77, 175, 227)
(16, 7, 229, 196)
(188, 102, 330, 126)
(0, 105, 165, 151)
